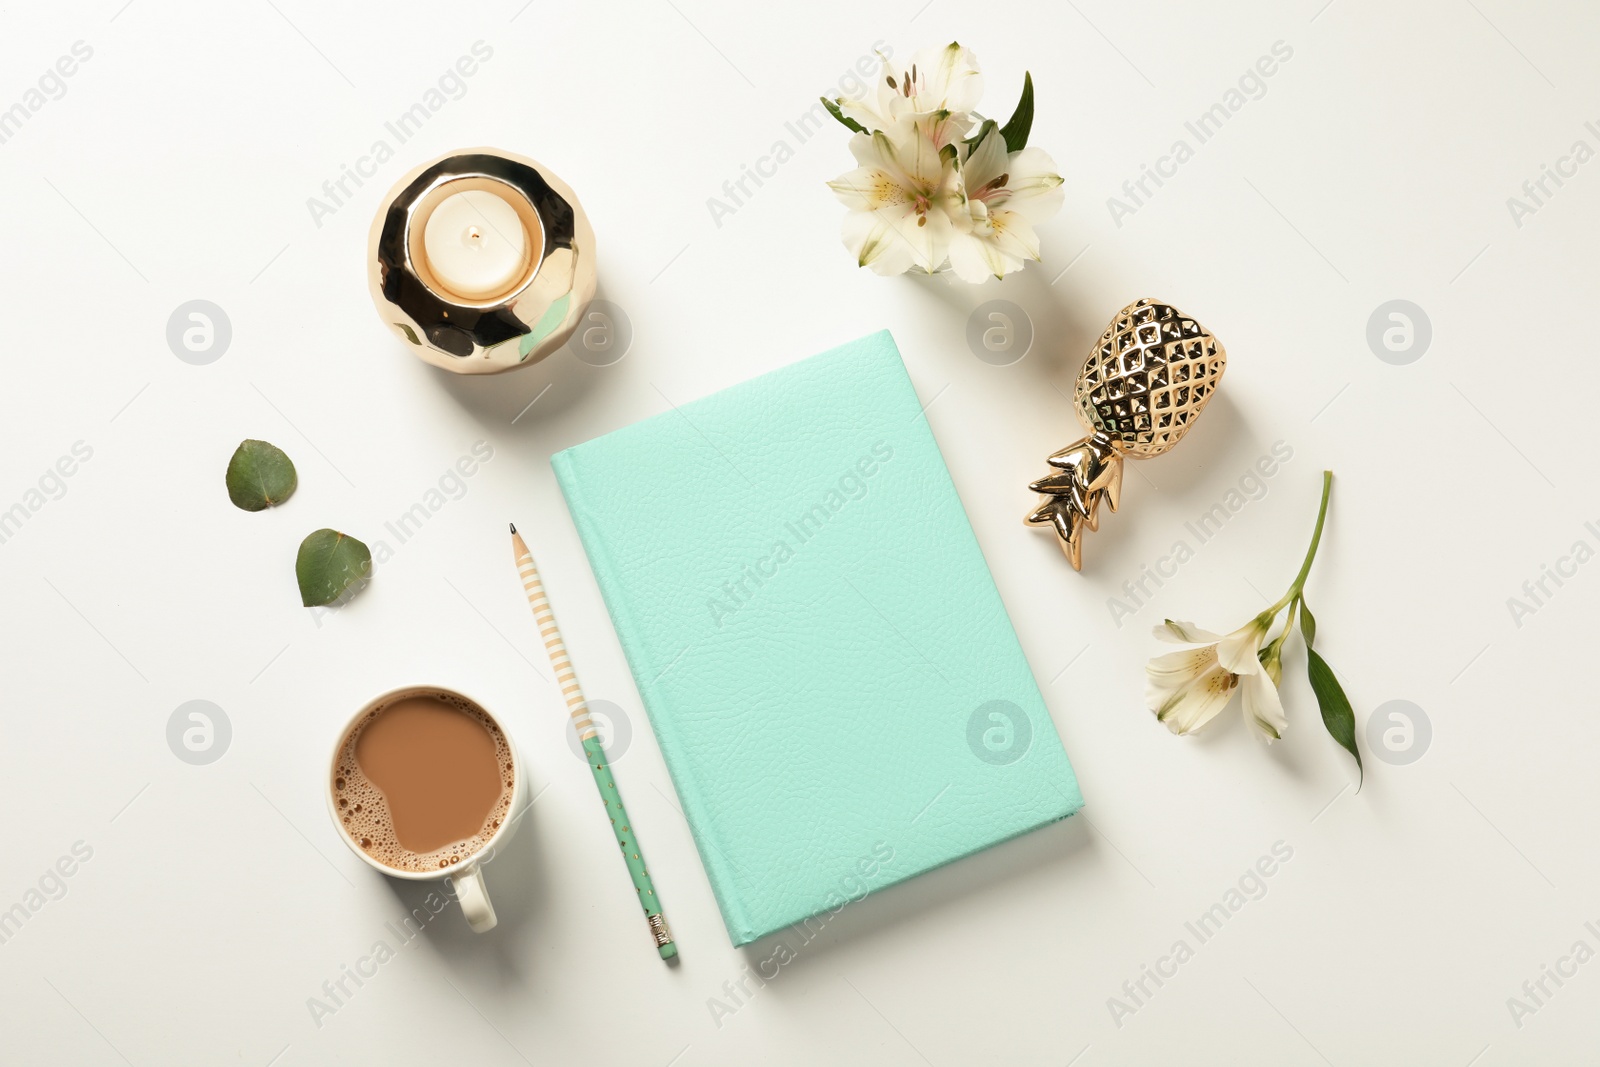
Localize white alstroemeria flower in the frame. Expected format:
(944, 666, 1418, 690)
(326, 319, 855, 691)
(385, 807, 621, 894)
(947, 124, 1065, 282)
(835, 42, 984, 140)
(1139, 473, 1362, 777)
(824, 43, 1067, 283)
(1148, 616, 1287, 741)
(827, 118, 966, 275)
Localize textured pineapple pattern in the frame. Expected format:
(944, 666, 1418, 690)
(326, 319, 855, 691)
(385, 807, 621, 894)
(1027, 298, 1226, 570)
(1077, 299, 1226, 457)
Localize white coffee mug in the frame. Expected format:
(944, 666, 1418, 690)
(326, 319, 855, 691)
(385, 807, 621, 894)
(327, 685, 529, 933)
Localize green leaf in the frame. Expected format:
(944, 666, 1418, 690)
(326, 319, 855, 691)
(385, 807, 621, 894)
(295, 529, 372, 607)
(226, 440, 298, 512)
(1306, 646, 1362, 787)
(1299, 599, 1318, 647)
(999, 71, 1034, 153)
(821, 97, 867, 135)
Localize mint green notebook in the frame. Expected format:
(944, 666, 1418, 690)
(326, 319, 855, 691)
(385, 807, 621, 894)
(552, 331, 1083, 946)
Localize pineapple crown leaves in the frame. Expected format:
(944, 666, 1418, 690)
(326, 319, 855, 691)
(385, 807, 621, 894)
(1026, 434, 1124, 568)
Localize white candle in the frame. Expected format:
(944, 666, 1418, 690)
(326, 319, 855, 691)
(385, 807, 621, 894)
(422, 188, 530, 301)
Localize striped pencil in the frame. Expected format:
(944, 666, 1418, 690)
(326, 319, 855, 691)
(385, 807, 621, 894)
(510, 523, 676, 960)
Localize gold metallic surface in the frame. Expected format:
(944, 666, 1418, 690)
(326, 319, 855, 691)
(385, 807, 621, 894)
(367, 147, 596, 375)
(1027, 298, 1226, 569)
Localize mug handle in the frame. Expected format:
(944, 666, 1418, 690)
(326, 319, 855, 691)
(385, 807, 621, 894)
(449, 864, 498, 933)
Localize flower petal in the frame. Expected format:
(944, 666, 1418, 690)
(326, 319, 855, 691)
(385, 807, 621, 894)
(947, 230, 1014, 282)
(883, 119, 945, 185)
(836, 92, 893, 133)
(847, 130, 893, 170)
(1216, 617, 1270, 674)
(841, 210, 915, 275)
(962, 124, 1009, 191)
(914, 108, 973, 150)
(908, 41, 985, 114)
(886, 198, 953, 273)
(1240, 670, 1287, 742)
(1153, 619, 1223, 644)
(1149, 664, 1237, 735)
(986, 209, 1041, 263)
(826, 166, 904, 212)
(1146, 644, 1220, 688)
(995, 147, 1066, 222)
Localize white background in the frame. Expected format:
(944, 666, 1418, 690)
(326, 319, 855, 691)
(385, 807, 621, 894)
(1, 1, 1595, 1064)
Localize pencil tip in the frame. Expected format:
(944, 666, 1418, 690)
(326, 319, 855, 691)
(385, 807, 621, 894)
(509, 522, 516, 534)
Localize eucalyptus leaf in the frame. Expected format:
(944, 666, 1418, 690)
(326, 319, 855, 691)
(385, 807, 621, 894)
(821, 96, 867, 135)
(1306, 646, 1362, 786)
(226, 440, 298, 512)
(999, 71, 1034, 153)
(295, 529, 372, 608)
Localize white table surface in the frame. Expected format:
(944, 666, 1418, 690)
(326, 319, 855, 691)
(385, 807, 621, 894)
(3, 1, 1596, 1063)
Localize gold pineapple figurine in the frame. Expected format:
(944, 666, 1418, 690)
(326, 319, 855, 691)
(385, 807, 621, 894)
(1026, 298, 1226, 569)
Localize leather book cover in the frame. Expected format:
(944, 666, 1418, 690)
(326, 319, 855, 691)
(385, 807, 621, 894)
(552, 330, 1083, 946)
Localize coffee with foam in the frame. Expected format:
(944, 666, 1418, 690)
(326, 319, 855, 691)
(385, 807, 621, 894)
(332, 690, 514, 873)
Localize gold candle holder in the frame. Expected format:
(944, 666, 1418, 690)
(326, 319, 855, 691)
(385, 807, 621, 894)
(1026, 298, 1226, 569)
(367, 147, 596, 374)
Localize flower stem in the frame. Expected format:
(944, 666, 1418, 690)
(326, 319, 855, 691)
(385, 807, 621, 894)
(1272, 471, 1333, 612)
(1265, 596, 1299, 659)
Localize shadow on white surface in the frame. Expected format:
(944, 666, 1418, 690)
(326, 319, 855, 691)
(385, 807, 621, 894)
(376, 804, 549, 985)
(426, 282, 625, 428)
